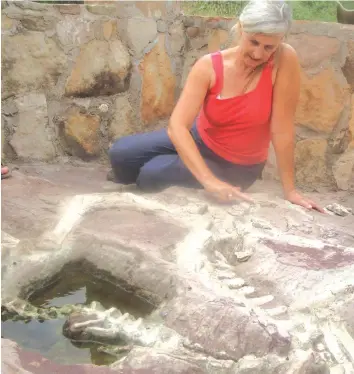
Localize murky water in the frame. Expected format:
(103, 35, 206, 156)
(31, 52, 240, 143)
(1, 262, 156, 366)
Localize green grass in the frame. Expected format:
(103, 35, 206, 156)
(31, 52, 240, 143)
(181, 1, 354, 22)
(292, 1, 337, 22)
(182, 1, 246, 18)
(342, 0, 354, 8)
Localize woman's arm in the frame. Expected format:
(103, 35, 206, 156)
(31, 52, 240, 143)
(167, 55, 216, 186)
(270, 44, 300, 196)
(168, 55, 252, 202)
(270, 44, 324, 212)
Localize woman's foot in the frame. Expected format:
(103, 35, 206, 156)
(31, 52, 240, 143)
(1, 166, 11, 179)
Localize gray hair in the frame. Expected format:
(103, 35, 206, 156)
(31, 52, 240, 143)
(239, 0, 293, 36)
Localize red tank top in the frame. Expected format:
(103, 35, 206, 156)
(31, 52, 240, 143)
(196, 51, 274, 165)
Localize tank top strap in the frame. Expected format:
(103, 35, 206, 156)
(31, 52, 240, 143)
(209, 51, 223, 95)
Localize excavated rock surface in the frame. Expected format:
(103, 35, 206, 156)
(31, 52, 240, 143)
(2, 163, 354, 373)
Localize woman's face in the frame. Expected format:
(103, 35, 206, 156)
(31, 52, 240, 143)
(238, 31, 284, 68)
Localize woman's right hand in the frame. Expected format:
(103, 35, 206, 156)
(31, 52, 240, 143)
(202, 178, 254, 204)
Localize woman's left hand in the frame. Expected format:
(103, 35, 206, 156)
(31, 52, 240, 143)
(285, 190, 326, 213)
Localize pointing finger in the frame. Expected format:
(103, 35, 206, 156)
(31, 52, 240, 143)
(232, 189, 255, 203)
(311, 203, 326, 213)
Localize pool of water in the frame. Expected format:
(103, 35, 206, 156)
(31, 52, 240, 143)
(1, 261, 156, 366)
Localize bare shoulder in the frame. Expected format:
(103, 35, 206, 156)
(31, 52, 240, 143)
(271, 43, 300, 85)
(277, 43, 300, 70)
(193, 53, 213, 73)
(191, 53, 216, 89)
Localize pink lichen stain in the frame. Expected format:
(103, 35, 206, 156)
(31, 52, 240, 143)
(263, 239, 354, 270)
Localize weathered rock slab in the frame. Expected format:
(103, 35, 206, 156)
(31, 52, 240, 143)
(58, 106, 101, 159)
(2, 14, 15, 30)
(111, 347, 206, 373)
(55, 4, 81, 15)
(2, 165, 354, 373)
(118, 17, 157, 56)
(140, 34, 176, 125)
(4, 5, 58, 31)
(9, 94, 56, 161)
(163, 293, 288, 360)
(108, 95, 134, 140)
(1, 164, 110, 240)
(332, 146, 354, 190)
(295, 68, 350, 134)
(56, 17, 94, 47)
(343, 40, 354, 92)
(287, 34, 341, 69)
(2, 32, 67, 98)
(80, 208, 187, 253)
(207, 29, 229, 52)
(65, 40, 131, 97)
(349, 94, 354, 147)
(85, 3, 125, 17)
(167, 20, 185, 56)
(294, 138, 334, 189)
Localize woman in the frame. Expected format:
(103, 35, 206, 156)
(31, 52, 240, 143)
(109, 0, 324, 212)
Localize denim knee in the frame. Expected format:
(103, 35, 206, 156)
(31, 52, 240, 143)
(108, 138, 129, 167)
(136, 162, 159, 191)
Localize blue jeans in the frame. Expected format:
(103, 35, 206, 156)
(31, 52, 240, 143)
(108, 124, 265, 192)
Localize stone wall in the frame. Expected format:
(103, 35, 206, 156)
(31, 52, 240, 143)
(2, 1, 354, 191)
(1, 1, 184, 162)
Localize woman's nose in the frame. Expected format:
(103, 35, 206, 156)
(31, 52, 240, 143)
(252, 48, 263, 60)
